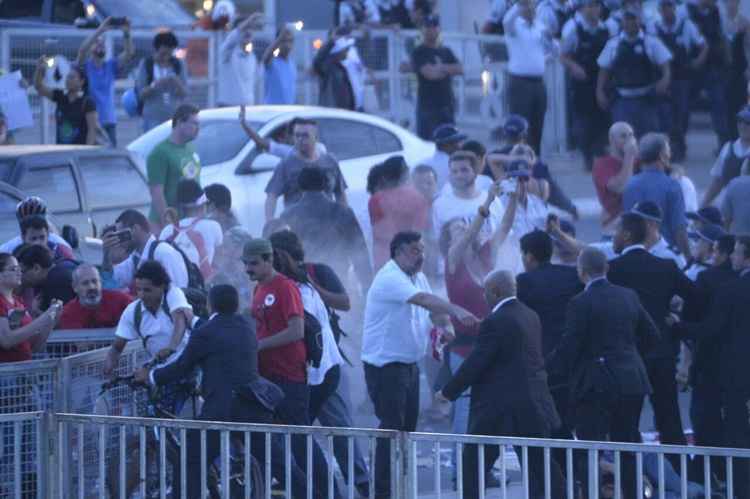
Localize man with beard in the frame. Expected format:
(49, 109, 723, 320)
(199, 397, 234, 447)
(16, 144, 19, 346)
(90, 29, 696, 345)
(58, 265, 132, 330)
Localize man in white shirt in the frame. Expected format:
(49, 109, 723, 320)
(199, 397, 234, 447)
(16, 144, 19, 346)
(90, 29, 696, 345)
(102, 209, 189, 290)
(504, 0, 554, 155)
(596, 7, 672, 138)
(160, 180, 223, 281)
(427, 124, 467, 191)
(217, 13, 264, 107)
(104, 261, 194, 414)
(362, 230, 478, 499)
(537, 0, 574, 37)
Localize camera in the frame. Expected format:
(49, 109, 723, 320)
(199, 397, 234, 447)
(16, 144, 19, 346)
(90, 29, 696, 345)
(112, 229, 133, 243)
(505, 159, 531, 181)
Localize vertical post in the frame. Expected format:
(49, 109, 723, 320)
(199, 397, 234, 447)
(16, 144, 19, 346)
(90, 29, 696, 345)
(221, 430, 230, 498)
(478, 444, 486, 499)
(303, 32, 313, 105)
(587, 449, 598, 499)
(614, 451, 621, 499)
(98, 424, 106, 499)
(244, 432, 251, 499)
(410, 439, 418, 499)
(41, 95, 51, 144)
(37, 413, 49, 499)
(207, 32, 217, 108)
(0, 30, 10, 73)
(433, 441, 441, 499)
(306, 434, 313, 499)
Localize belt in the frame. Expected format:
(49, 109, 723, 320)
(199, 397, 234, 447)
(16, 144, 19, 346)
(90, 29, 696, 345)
(509, 73, 544, 82)
(616, 85, 653, 97)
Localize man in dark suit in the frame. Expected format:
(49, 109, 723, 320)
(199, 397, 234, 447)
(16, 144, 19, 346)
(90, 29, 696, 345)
(672, 235, 750, 498)
(607, 212, 698, 458)
(135, 285, 307, 499)
(684, 234, 737, 483)
(517, 230, 583, 444)
(547, 246, 659, 499)
(438, 270, 565, 499)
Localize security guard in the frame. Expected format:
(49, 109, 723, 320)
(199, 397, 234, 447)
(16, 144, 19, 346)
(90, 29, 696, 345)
(561, 0, 613, 170)
(650, 0, 707, 161)
(537, 0, 574, 38)
(682, 0, 732, 146)
(596, 7, 672, 137)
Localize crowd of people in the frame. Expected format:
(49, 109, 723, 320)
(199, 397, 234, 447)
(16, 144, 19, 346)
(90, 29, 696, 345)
(2, 0, 750, 498)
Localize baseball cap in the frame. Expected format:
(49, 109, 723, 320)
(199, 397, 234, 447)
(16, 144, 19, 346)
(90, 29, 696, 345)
(177, 179, 207, 207)
(690, 223, 726, 243)
(243, 238, 273, 261)
(423, 14, 440, 27)
(686, 206, 723, 226)
(503, 115, 529, 138)
(432, 124, 467, 145)
(631, 201, 662, 222)
(737, 105, 750, 124)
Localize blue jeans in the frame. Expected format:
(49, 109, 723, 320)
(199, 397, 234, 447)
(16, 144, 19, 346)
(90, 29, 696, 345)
(316, 368, 370, 487)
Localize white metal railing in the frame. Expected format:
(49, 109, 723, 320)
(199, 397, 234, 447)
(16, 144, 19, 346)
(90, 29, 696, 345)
(0, 26, 569, 154)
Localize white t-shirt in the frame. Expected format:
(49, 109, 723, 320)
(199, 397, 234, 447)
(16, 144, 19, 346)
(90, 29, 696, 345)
(218, 29, 257, 105)
(0, 232, 70, 254)
(504, 5, 549, 77)
(342, 47, 367, 110)
(361, 260, 433, 366)
(676, 175, 698, 214)
(115, 285, 192, 361)
(113, 235, 189, 289)
(160, 217, 224, 266)
(299, 283, 344, 385)
(432, 189, 504, 245)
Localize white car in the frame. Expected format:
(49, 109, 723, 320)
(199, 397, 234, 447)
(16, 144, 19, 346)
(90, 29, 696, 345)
(127, 105, 436, 242)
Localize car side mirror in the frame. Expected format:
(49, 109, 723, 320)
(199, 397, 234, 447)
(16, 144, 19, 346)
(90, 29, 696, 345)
(235, 152, 280, 175)
(62, 225, 80, 250)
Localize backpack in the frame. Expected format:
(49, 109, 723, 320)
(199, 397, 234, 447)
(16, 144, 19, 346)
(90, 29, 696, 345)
(148, 240, 206, 292)
(134, 56, 183, 116)
(303, 310, 323, 368)
(132, 289, 207, 352)
(133, 292, 172, 351)
(305, 264, 351, 366)
(165, 219, 215, 281)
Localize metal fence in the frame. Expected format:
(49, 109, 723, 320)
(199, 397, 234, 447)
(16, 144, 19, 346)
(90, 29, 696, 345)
(32, 328, 116, 360)
(0, 26, 569, 154)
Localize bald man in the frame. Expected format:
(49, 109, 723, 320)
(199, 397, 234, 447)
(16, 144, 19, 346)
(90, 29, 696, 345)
(58, 265, 132, 330)
(592, 121, 638, 227)
(439, 270, 564, 499)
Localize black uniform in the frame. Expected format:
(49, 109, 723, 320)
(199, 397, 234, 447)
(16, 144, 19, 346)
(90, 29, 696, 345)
(728, 29, 749, 139)
(568, 18, 611, 168)
(687, 2, 731, 144)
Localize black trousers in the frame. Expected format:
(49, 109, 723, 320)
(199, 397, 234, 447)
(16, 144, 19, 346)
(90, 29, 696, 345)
(575, 394, 645, 499)
(416, 104, 455, 141)
(309, 365, 341, 422)
(176, 396, 308, 499)
(689, 377, 726, 484)
(461, 415, 565, 499)
(508, 74, 547, 155)
(364, 362, 420, 499)
(570, 79, 609, 170)
(646, 360, 686, 471)
(723, 389, 750, 499)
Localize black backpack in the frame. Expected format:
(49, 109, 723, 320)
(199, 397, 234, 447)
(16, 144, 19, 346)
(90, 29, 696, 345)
(134, 56, 183, 116)
(303, 310, 323, 368)
(148, 240, 205, 292)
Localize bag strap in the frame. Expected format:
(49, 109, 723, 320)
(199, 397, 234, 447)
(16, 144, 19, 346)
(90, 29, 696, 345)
(134, 292, 171, 351)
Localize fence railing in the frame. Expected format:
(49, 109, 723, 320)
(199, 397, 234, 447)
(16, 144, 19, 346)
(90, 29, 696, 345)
(0, 26, 570, 154)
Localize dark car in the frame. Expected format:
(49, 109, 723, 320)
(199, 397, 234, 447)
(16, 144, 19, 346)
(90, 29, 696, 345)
(0, 145, 150, 240)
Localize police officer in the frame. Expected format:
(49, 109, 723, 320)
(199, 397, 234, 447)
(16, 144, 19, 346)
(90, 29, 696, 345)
(650, 0, 707, 161)
(682, 0, 732, 147)
(702, 105, 750, 207)
(537, 0, 574, 38)
(561, 0, 613, 170)
(597, 6, 672, 138)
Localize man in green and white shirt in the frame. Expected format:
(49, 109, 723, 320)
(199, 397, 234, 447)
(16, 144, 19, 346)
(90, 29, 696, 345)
(147, 104, 202, 226)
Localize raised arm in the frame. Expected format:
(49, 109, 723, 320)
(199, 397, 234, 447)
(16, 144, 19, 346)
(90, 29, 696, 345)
(447, 187, 498, 272)
(33, 57, 55, 100)
(0, 306, 58, 351)
(117, 21, 134, 69)
(606, 137, 637, 193)
(239, 105, 270, 150)
(76, 17, 112, 66)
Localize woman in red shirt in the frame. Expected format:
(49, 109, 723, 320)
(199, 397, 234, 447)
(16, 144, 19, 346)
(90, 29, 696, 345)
(0, 253, 60, 362)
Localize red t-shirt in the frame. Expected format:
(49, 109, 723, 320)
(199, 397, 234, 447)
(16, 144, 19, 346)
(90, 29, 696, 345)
(592, 155, 624, 220)
(251, 273, 307, 383)
(0, 294, 33, 363)
(369, 185, 430, 271)
(58, 290, 133, 330)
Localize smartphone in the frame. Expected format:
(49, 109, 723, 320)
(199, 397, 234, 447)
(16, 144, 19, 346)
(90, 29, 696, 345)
(110, 17, 128, 27)
(112, 228, 132, 243)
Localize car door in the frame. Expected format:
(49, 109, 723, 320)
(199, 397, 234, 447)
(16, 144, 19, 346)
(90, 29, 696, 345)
(75, 153, 151, 236)
(315, 117, 404, 246)
(14, 155, 92, 238)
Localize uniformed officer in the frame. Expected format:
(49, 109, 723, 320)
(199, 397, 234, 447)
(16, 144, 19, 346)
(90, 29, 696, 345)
(702, 106, 750, 207)
(605, 0, 654, 34)
(649, 0, 707, 161)
(597, 6, 672, 138)
(684, 223, 724, 281)
(537, 0, 574, 38)
(682, 0, 732, 147)
(560, 0, 613, 170)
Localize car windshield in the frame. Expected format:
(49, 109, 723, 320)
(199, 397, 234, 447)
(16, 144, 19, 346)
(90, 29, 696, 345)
(195, 120, 261, 166)
(0, 189, 22, 244)
(92, 0, 194, 27)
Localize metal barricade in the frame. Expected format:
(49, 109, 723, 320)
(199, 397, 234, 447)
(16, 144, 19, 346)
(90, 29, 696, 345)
(32, 328, 115, 360)
(406, 431, 750, 499)
(0, 412, 48, 499)
(54, 412, 400, 499)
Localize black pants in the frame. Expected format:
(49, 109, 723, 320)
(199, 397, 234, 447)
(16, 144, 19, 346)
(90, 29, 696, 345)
(508, 74, 547, 155)
(570, 79, 609, 170)
(275, 380, 339, 499)
(689, 378, 726, 484)
(416, 104, 455, 141)
(461, 415, 565, 499)
(646, 360, 685, 470)
(177, 396, 308, 499)
(723, 389, 750, 499)
(364, 362, 420, 499)
(309, 365, 341, 422)
(575, 394, 645, 499)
